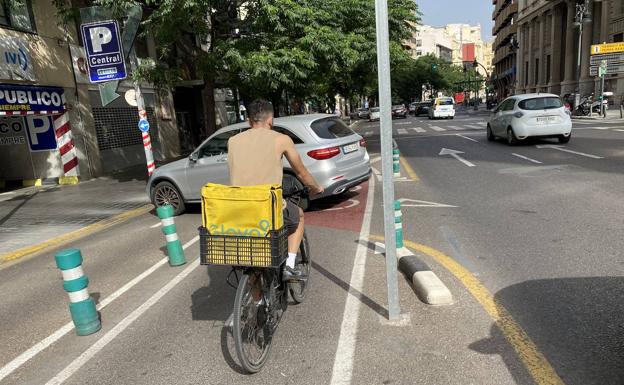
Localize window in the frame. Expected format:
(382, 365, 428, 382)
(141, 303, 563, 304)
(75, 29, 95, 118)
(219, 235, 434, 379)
(614, 33, 624, 43)
(199, 130, 240, 158)
(310, 118, 354, 139)
(0, 0, 35, 32)
(416, 39, 422, 47)
(518, 97, 563, 110)
(546, 55, 551, 82)
(272, 126, 304, 144)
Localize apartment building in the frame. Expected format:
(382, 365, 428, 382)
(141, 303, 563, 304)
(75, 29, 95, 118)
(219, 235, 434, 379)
(406, 25, 454, 62)
(492, 0, 518, 98)
(515, 0, 624, 104)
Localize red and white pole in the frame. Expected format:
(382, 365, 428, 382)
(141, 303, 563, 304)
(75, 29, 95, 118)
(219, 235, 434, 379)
(130, 50, 156, 177)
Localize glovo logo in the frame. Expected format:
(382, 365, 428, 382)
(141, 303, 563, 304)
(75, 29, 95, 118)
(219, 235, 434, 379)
(209, 219, 271, 237)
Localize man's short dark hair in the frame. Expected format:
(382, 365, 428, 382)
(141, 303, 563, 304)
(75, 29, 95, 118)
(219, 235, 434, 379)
(247, 99, 274, 123)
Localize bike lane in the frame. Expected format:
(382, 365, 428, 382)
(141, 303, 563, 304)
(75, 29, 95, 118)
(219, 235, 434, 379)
(4, 184, 371, 384)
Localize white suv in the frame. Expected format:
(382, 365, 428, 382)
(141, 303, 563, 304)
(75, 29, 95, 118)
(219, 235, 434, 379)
(487, 93, 572, 145)
(428, 97, 455, 119)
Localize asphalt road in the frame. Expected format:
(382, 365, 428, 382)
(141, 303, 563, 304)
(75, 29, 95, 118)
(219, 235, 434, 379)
(1, 109, 622, 384)
(360, 110, 624, 385)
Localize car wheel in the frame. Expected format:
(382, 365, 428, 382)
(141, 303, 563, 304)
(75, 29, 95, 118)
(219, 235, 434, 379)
(486, 124, 495, 141)
(506, 127, 519, 146)
(152, 181, 186, 215)
(450, 116, 454, 119)
(558, 133, 571, 144)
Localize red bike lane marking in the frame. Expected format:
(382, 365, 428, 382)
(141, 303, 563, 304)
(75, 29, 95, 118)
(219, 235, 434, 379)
(305, 181, 369, 233)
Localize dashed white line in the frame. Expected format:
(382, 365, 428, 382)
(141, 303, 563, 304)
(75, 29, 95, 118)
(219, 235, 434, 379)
(395, 121, 411, 125)
(615, 129, 624, 132)
(455, 134, 479, 142)
(512, 153, 543, 164)
(447, 125, 466, 131)
(397, 128, 409, 135)
(150, 222, 162, 228)
(465, 124, 482, 129)
(430, 126, 446, 132)
(410, 127, 426, 133)
(0, 236, 200, 382)
(330, 176, 375, 385)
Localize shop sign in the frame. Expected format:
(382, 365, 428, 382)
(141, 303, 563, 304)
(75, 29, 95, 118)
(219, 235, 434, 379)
(0, 116, 26, 146)
(0, 84, 66, 114)
(0, 36, 36, 82)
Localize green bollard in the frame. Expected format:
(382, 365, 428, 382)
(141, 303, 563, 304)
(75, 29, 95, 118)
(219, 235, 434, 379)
(156, 205, 186, 266)
(393, 148, 401, 177)
(54, 249, 101, 336)
(394, 200, 404, 248)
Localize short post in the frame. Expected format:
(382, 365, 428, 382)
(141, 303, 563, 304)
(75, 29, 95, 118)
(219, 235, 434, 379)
(54, 249, 101, 336)
(394, 200, 404, 248)
(620, 104, 623, 119)
(156, 205, 186, 266)
(393, 148, 401, 177)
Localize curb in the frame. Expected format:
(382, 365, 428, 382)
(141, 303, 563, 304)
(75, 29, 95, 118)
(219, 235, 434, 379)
(398, 253, 453, 305)
(1, 177, 80, 189)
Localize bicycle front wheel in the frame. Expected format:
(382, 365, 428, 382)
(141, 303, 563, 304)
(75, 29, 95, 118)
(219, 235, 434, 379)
(233, 272, 273, 373)
(289, 232, 311, 304)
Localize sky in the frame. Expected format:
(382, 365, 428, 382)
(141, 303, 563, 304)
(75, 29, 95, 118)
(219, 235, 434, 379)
(415, 0, 495, 42)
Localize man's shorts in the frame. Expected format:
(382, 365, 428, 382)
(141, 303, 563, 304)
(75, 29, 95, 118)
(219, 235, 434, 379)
(283, 200, 301, 235)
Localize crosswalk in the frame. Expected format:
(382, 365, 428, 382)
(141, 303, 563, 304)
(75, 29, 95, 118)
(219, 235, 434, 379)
(359, 123, 485, 137)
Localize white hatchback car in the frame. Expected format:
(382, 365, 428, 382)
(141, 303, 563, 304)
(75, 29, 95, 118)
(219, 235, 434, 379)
(487, 93, 572, 145)
(369, 107, 380, 121)
(428, 97, 455, 119)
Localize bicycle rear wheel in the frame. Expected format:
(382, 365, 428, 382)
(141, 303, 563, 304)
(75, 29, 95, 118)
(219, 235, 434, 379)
(289, 232, 311, 303)
(233, 272, 273, 373)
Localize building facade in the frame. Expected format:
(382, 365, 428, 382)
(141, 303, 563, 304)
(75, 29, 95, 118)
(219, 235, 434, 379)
(0, 0, 182, 186)
(406, 25, 454, 62)
(492, 0, 519, 99)
(444, 24, 495, 79)
(515, 0, 624, 104)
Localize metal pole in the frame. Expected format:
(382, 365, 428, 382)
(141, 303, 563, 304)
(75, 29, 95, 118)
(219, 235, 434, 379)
(374, 0, 400, 320)
(575, 17, 583, 110)
(600, 75, 605, 118)
(129, 50, 156, 176)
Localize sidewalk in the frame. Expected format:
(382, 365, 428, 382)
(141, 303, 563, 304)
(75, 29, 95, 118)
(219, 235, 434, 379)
(0, 176, 151, 259)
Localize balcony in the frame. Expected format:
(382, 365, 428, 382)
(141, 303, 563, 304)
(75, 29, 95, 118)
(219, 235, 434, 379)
(492, 1, 517, 35)
(494, 21, 517, 50)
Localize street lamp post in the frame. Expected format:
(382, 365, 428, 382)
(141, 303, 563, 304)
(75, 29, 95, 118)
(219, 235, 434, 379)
(573, 0, 592, 110)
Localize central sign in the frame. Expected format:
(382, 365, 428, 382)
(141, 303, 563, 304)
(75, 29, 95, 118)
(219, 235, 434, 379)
(80, 20, 127, 83)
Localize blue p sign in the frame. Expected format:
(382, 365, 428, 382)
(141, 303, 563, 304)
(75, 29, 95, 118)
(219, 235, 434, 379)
(80, 20, 127, 83)
(25, 116, 57, 152)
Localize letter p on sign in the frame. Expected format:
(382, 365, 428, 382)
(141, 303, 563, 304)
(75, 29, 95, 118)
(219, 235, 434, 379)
(89, 27, 112, 53)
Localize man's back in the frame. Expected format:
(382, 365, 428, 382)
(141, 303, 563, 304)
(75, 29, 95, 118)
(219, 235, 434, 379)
(228, 129, 284, 186)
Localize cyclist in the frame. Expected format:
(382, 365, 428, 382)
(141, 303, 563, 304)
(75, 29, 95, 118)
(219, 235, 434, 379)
(228, 99, 323, 280)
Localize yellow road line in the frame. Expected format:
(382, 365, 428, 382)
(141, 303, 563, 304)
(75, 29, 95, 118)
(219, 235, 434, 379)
(370, 234, 564, 385)
(399, 157, 419, 182)
(0, 204, 153, 265)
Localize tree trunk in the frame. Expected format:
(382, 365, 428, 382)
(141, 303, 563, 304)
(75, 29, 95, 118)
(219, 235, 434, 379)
(203, 75, 217, 139)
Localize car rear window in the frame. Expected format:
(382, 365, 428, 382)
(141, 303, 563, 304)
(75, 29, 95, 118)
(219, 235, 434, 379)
(370, 108, 380, 112)
(438, 98, 454, 105)
(518, 97, 563, 110)
(310, 117, 355, 139)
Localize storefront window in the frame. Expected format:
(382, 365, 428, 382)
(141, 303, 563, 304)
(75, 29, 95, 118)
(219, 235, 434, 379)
(0, 0, 35, 33)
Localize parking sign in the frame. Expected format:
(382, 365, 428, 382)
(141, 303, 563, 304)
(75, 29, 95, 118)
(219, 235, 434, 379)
(25, 116, 57, 152)
(80, 20, 127, 83)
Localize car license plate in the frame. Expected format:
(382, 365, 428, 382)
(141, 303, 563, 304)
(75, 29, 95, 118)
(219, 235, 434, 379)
(536, 116, 557, 123)
(343, 143, 359, 154)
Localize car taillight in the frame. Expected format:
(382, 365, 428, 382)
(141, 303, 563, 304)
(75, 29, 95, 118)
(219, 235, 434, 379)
(307, 147, 341, 160)
(514, 111, 524, 118)
(359, 138, 366, 147)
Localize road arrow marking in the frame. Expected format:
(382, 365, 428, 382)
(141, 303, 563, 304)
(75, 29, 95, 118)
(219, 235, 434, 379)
(512, 153, 542, 164)
(535, 145, 603, 159)
(398, 198, 457, 208)
(439, 148, 476, 167)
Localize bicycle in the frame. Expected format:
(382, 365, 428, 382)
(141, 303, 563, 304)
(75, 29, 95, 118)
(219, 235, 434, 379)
(224, 187, 311, 373)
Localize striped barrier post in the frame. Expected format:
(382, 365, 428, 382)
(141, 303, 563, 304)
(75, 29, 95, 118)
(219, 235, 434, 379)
(393, 149, 401, 177)
(156, 205, 186, 266)
(394, 200, 404, 248)
(54, 249, 101, 336)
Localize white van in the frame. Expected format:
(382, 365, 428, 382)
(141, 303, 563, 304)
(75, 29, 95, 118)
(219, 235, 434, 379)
(428, 97, 455, 119)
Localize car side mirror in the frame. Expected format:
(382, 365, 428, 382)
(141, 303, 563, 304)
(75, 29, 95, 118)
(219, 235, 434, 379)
(189, 152, 199, 162)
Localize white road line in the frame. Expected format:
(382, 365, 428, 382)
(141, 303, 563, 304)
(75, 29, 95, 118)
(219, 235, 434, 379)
(150, 222, 162, 228)
(535, 144, 604, 159)
(615, 129, 624, 132)
(330, 176, 375, 385)
(410, 127, 426, 133)
(45, 258, 201, 385)
(370, 166, 382, 182)
(465, 124, 482, 129)
(430, 126, 446, 131)
(363, 131, 373, 137)
(0, 236, 200, 382)
(369, 156, 381, 164)
(394, 121, 411, 125)
(455, 134, 479, 142)
(397, 128, 409, 135)
(512, 153, 543, 164)
(447, 125, 466, 131)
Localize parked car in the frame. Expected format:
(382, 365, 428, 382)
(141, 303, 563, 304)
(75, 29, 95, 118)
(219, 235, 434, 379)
(357, 108, 370, 119)
(391, 105, 408, 119)
(487, 93, 571, 145)
(428, 97, 455, 119)
(408, 102, 418, 115)
(147, 114, 371, 215)
(415, 101, 433, 116)
(369, 107, 380, 121)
